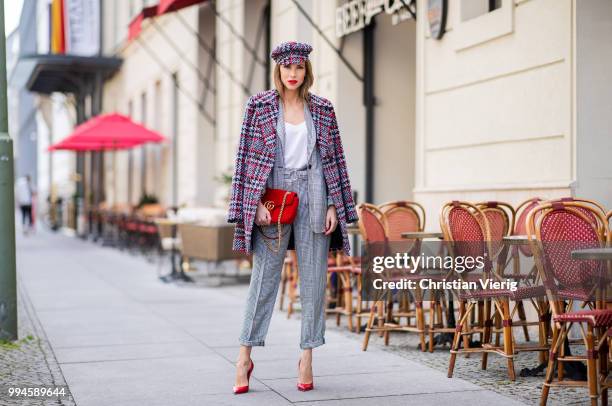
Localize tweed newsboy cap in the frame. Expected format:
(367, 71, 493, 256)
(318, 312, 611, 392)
(270, 41, 313, 65)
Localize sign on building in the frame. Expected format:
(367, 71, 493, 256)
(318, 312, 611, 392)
(64, 0, 100, 56)
(336, 0, 417, 37)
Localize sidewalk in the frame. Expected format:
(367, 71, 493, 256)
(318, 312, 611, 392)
(15, 229, 527, 406)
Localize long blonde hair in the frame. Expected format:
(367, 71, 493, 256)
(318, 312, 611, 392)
(273, 60, 314, 103)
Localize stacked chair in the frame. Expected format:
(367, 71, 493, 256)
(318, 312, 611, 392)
(441, 201, 518, 380)
(359, 201, 448, 352)
(442, 200, 551, 381)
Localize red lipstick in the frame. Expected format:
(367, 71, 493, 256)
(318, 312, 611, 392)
(288, 80, 297, 84)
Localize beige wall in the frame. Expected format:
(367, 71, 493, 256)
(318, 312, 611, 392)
(574, 0, 612, 210)
(102, 3, 203, 207)
(414, 0, 573, 228)
(372, 13, 416, 205)
(216, 0, 251, 207)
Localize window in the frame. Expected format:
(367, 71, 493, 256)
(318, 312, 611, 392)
(454, 0, 513, 51)
(461, 0, 502, 22)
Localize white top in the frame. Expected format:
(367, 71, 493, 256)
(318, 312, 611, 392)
(16, 177, 33, 205)
(283, 121, 308, 169)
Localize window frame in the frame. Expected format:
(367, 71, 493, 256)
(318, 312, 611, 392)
(453, 0, 514, 51)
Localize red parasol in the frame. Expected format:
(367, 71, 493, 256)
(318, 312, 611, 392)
(47, 113, 166, 205)
(48, 113, 165, 151)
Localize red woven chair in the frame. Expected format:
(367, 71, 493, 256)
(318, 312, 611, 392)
(326, 252, 361, 331)
(512, 198, 553, 361)
(359, 203, 402, 351)
(549, 197, 606, 227)
(527, 200, 611, 405)
(606, 210, 612, 243)
(377, 201, 431, 351)
(475, 201, 551, 368)
(279, 252, 297, 316)
(441, 201, 519, 381)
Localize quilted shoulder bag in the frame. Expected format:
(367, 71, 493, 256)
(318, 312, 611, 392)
(257, 188, 299, 252)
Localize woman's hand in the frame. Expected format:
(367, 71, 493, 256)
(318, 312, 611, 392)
(324, 205, 337, 235)
(255, 201, 271, 226)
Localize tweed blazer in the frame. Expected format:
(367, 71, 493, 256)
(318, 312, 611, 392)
(227, 88, 359, 256)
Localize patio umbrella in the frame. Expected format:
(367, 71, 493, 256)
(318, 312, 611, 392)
(48, 113, 166, 205)
(49, 113, 165, 149)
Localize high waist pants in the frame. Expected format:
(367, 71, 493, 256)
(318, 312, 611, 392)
(238, 166, 331, 349)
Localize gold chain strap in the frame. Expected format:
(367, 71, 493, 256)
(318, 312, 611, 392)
(260, 191, 291, 253)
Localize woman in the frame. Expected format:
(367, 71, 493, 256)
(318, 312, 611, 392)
(227, 40, 358, 394)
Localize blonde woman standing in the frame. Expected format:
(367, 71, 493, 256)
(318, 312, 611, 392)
(227, 41, 358, 394)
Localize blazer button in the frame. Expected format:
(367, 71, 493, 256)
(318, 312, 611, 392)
(308, 164, 312, 169)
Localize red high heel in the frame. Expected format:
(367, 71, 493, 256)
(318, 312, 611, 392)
(233, 359, 254, 394)
(297, 359, 314, 391)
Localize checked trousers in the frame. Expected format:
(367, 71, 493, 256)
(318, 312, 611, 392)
(238, 165, 331, 349)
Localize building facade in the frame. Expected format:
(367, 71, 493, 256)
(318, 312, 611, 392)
(73, 0, 612, 226)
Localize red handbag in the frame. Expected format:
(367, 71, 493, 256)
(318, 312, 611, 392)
(257, 188, 299, 252)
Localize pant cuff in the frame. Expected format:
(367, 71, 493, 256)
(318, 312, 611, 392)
(239, 338, 265, 347)
(300, 337, 325, 349)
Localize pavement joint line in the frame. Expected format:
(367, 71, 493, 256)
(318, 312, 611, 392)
(51, 339, 198, 349)
(51, 340, 198, 349)
(289, 388, 490, 403)
(57, 353, 223, 365)
(259, 365, 428, 380)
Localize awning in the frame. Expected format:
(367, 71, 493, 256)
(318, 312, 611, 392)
(128, 0, 207, 42)
(128, 5, 159, 42)
(19, 53, 122, 94)
(158, 0, 206, 14)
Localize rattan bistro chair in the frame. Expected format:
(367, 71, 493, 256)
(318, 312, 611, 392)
(359, 203, 400, 351)
(527, 200, 611, 406)
(475, 201, 550, 367)
(474, 201, 516, 361)
(441, 201, 519, 381)
(378, 200, 435, 351)
(511, 198, 553, 362)
(607, 210, 612, 242)
(326, 251, 362, 331)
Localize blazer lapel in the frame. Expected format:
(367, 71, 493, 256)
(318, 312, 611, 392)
(305, 102, 316, 162)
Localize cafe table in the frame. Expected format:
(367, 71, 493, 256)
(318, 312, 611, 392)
(502, 235, 530, 245)
(401, 231, 443, 240)
(154, 218, 194, 283)
(571, 247, 612, 260)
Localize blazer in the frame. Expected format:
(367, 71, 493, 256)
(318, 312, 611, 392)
(227, 88, 359, 256)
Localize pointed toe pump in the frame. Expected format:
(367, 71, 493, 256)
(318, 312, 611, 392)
(297, 359, 314, 391)
(233, 359, 254, 394)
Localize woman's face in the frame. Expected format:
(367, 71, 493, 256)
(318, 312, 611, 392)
(279, 62, 306, 91)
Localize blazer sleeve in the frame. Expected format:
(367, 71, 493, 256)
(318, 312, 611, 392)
(227, 96, 255, 223)
(330, 104, 359, 223)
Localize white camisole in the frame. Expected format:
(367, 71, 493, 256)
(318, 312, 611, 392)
(283, 121, 308, 169)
